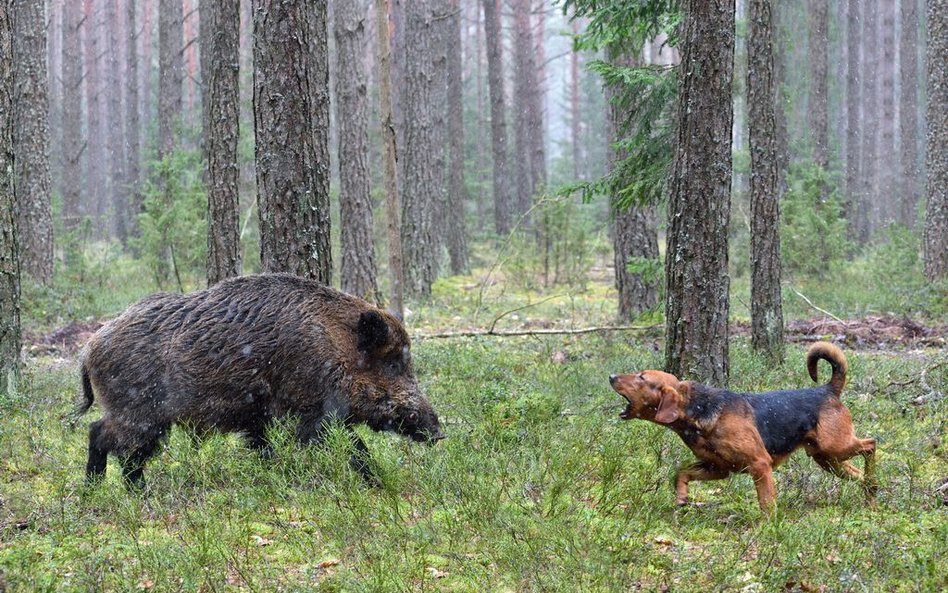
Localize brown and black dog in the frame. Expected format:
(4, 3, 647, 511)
(609, 342, 877, 512)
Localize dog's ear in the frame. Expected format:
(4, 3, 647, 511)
(655, 385, 681, 424)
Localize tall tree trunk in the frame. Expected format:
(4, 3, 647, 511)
(400, 0, 442, 297)
(748, 0, 784, 360)
(106, 0, 127, 244)
(925, 0, 948, 280)
(183, 0, 199, 130)
(253, 0, 332, 282)
(126, 1, 142, 232)
(571, 18, 581, 180)
(900, 0, 920, 228)
(158, 0, 183, 160)
(879, 0, 898, 226)
(446, 0, 469, 274)
(808, 0, 828, 171)
(665, 0, 734, 385)
(845, 0, 861, 237)
(202, 0, 241, 286)
(334, 0, 380, 301)
(374, 0, 404, 317)
(482, 0, 512, 236)
(142, 0, 155, 130)
(607, 50, 659, 321)
(474, 0, 487, 231)
(858, 2, 879, 244)
(0, 0, 21, 393)
(47, 0, 61, 200)
(531, 0, 545, 194)
(11, 0, 53, 283)
(83, 0, 105, 226)
(512, 0, 534, 216)
(61, 0, 82, 233)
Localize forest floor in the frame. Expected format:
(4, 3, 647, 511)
(3, 268, 947, 592)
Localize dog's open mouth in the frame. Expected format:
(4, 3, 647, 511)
(619, 402, 635, 420)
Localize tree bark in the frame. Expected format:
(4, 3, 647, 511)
(807, 0, 828, 170)
(482, 0, 512, 236)
(512, 0, 534, 216)
(400, 0, 443, 297)
(925, 0, 948, 280)
(158, 0, 183, 160)
(11, 0, 53, 284)
(446, 0, 469, 274)
(126, 1, 142, 232)
(253, 0, 332, 283)
(106, 0, 127, 244)
(845, 0, 861, 237)
(858, 2, 878, 244)
(83, 0, 105, 225)
(748, 0, 784, 360)
(879, 0, 898, 225)
(61, 0, 82, 232)
(202, 0, 241, 286)
(374, 0, 404, 316)
(334, 0, 380, 302)
(900, 0, 920, 228)
(664, 0, 734, 385)
(0, 1, 21, 392)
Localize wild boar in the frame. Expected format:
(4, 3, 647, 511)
(77, 273, 443, 489)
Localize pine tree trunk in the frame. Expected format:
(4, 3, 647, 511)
(858, 3, 878, 243)
(808, 0, 828, 170)
(400, 0, 442, 297)
(482, 0, 512, 236)
(106, 0, 127, 244)
(748, 0, 784, 360)
(126, 1, 142, 232)
(665, 0, 734, 385)
(142, 0, 155, 129)
(845, 0, 861, 237)
(879, 0, 898, 225)
(253, 0, 332, 283)
(47, 0, 61, 199)
(900, 0, 920, 228)
(83, 0, 105, 227)
(512, 0, 533, 216)
(925, 0, 948, 280)
(446, 0, 469, 274)
(61, 0, 82, 232)
(11, 0, 53, 284)
(334, 0, 380, 302)
(571, 18, 581, 180)
(374, 0, 404, 316)
(202, 0, 241, 286)
(0, 1, 21, 392)
(158, 0, 183, 160)
(531, 0, 545, 194)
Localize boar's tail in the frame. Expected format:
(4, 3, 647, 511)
(74, 363, 95, 419)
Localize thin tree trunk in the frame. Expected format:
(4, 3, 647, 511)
(61, 0, 82, 233)
(858, 2, 879, 243)
(374, 0, 404, 317)
(925, 0, 948, 280)
(183, 0, 199, 130)
(512, 0, 533, 216)
(845, 0, 861, 238)
(126, 1, 142, 232)
(400, 0, 442, 297)
(664, 0, 735, 385)
(808, 0, 828, 171)
(446, 0, 469, 274)
(748, 0, 784, 360)
(106, 0, 127, 245)
(48, 0, 61, 201)
(253, 0, 332, 282)
(571, 18, 581, 180)
(529, 0, 546, 196)
(482, 0, 511, 236)
(0, 0, 21, 392)
(900, 0, 920, 228)
(142, 0, 155, 130)
(83, 0, 105, 226)
(158, 0, 183, 160)
(879, 0, 898, 225)
(11, 0, 53, 283)
(335, 0, 380, 301)
(202, 0, 241, 286)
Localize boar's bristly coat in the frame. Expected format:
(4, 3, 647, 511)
(78, 273, 443, 488)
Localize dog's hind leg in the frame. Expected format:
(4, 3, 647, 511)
(674, 462, 729, 506)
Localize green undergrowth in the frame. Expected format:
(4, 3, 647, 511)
(2, 337, 946, 592)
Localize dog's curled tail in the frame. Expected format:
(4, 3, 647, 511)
(806, 341, 848, 397)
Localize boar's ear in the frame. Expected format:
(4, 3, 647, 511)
(358, 310, 390, 354)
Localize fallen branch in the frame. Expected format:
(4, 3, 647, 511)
(413, 324, 662, 339)
(789, 287, 844, 323)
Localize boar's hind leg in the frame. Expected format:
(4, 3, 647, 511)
(85, 420, 110, 482)
(118, 424, 169, 491)
(297, 418, 380, 485)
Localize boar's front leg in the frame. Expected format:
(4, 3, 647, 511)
(297, 415, 380, 485)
